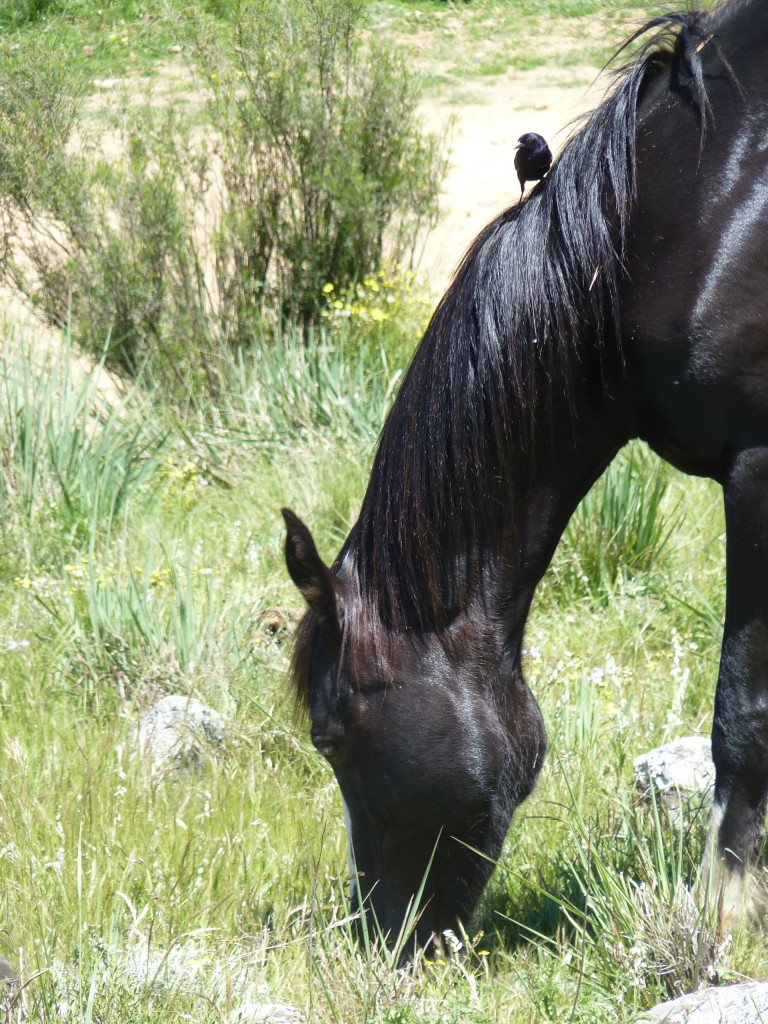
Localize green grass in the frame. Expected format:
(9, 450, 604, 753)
(369, 0, 670, 96)
(0, 0, 232, 78)
(0, 324, 763, 1023)
(1, 0, 670, 95)
(0, 0, 763, 1019)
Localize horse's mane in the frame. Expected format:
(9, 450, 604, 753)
(291, 5, 724, 700)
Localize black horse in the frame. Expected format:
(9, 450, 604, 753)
(283, 0, 768, 950)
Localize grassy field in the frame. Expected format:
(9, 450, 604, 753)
(1, 0, 664, 85)
(2, 1, 766, 1022)
(0, 328, 762, 1023)
(369, 0, 667, 93)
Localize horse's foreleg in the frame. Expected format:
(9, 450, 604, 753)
(705, 448, 768, 916)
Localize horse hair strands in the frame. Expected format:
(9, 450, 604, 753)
(290, 6, 722, 703)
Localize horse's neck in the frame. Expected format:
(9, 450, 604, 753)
(493, 395, 625, 645)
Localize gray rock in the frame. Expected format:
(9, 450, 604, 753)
(228, 1003, 304, 1024)
(638, 982, 768, 1023)
(0, 954, 23, 1021)
(634, 737, 715, 819)
(133, 695, 227, 773)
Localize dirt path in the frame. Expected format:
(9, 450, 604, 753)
(417, 65, 606, 295)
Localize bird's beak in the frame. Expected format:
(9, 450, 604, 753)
(514, 143, 522, 151)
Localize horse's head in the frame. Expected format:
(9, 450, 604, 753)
(282, 509, 546, 952)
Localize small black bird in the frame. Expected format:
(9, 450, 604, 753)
(514, 132, 552, 197)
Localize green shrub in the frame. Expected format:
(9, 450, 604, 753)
(320, 265, 433, 369)
(0, 38, 83, 207)
(0, 57, 219, 388)
(0, 3, 443, 391)
(196, 0, 445, 342)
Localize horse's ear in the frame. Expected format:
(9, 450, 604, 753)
(282, 508, 342, 628)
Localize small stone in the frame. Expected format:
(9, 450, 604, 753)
(132, 695, 227, 775)
(638, 981, 768, 1023)
(82, 46, 95, 57)
(169, 44, 183, 53)
(634, 737, 714, 821)
(0, 955, 23, 1021)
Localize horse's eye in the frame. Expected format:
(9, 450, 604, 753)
(314, 739, 340, 763)
(311, 724, 343, 762)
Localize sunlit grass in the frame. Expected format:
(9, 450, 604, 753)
(0, 322, 763, 1022)
(5, 0, 676, 104)
(370, 0, 670, 97)
(0, 0, 756, 1017)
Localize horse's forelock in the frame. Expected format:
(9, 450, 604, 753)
(289, 560, 394, 704)
(289, 609, 318, 710)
